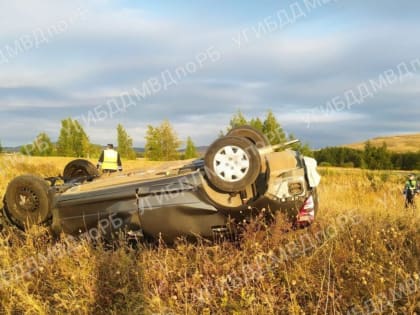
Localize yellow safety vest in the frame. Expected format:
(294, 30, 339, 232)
(102, 149, 118, 170)
(406, 180, 417, 190)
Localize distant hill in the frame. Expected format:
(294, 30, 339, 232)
(2, 146, 22, 153)
(345, 133, 420, 153)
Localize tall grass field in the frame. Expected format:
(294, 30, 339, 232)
(0, 155, 419, 314)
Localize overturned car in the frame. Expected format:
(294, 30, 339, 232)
(2, 126, 321, 243)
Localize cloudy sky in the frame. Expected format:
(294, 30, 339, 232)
(0, 0, 419, 148)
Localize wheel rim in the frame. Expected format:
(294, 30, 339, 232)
(15, 187, 40, 213)
(213, 145, 250, 182)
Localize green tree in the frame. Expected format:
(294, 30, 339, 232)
(32, 132, 54, 156)
(145, 120, 181, 161)
(0, 141, 3, 153)
(263, 110, 286, 145)
(117, 124, 136, 160)
(80, 135, 91, 158)
(56, 119, 71, 156)
(391, 151, 420, 170)
(20, 133, 54, 156)
(249, 117, 264, 132)
(89, 144, 104, 159)
(314, 147, 364, 168)
(363, 141, 392, 170)
(226, 110, 293, 146)
(144, 125, 162, 161)
(56, 118, 90, 157)
(228, 110, 248, 130)
(184, 137, 198, 159)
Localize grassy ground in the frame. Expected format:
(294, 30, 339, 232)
(0, 156, 419, 314)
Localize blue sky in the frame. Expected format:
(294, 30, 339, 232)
(0, 0, 419, 148)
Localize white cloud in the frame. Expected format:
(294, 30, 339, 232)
(275, 110, 366, 126)
(0, 1, 419, 147)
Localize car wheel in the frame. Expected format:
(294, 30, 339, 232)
(204, 136, 261, 192)
(227, 125, 270, 148)
(4, 175, 51, 229)
(63, 159, 99, 182)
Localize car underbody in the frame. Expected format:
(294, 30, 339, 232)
(2, 126, 321, 243)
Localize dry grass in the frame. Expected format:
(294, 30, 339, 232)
(0, 156, 419, 314)
(345, 133, 420, 152)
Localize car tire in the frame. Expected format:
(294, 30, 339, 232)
(4, 175, 51, 229)
(63, 159, 99, 182)
(204, 136, 261, 192)
(227, 126, 270, 148)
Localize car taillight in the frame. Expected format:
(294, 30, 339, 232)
(296, 195, 315, 226)
(302, 195, 314, 212)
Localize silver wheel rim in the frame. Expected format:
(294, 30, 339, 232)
(213, 145, 250, 182)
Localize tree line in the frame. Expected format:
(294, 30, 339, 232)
(142, 110, 312, 160)
(8, 111, 304, 161)
(17, 118, 136, 159)
(4, 112, 418, 169)
(14, 117, 199, 161)
(314, 142, 420, 170)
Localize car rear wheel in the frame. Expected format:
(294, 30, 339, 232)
(227, 125, 270, 148)
(63, 159, 99, 182)
(4, 175, 51, 229)
(204, 136, 261, 192)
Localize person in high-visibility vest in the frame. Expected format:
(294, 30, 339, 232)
(97, 144, 123, 173)
(403, 174, 418, 209)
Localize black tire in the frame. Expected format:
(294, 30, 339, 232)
(204, 136, 261, 192)
(227, 126, 270, 148)
(63, 159, 99, 182)
(4, 175, 50, 229)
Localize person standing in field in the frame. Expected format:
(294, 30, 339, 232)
(403, 174, 418, 208)
(97, 144, 123, 173)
